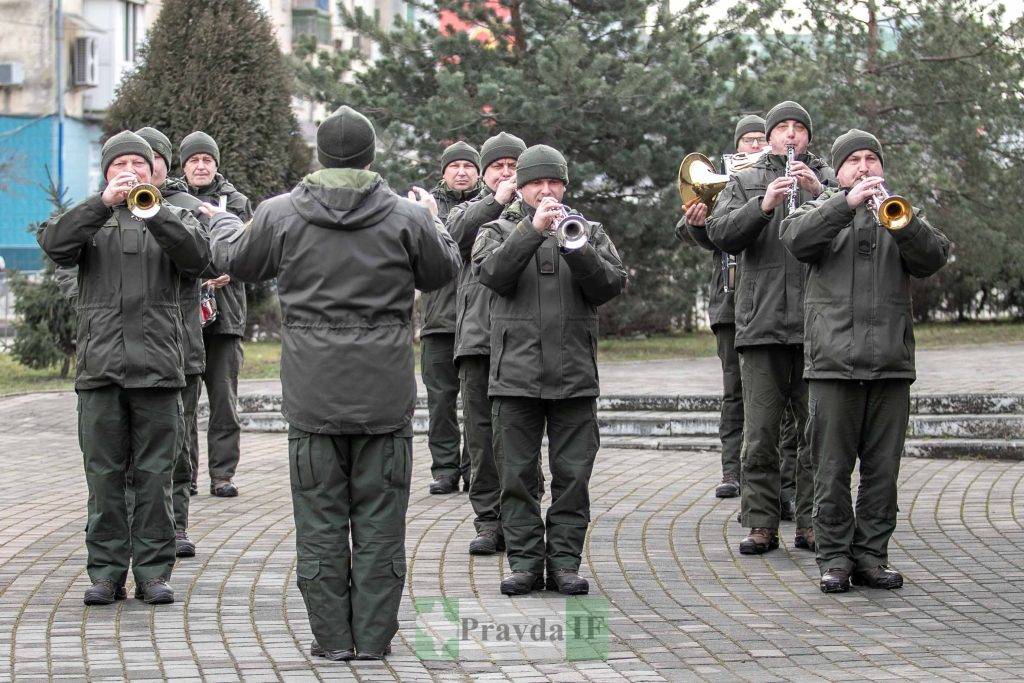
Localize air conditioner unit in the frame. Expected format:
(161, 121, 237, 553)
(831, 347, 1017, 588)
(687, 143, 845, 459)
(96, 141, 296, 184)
(0, 62, 25, 87)
(72, 36, 99, 88)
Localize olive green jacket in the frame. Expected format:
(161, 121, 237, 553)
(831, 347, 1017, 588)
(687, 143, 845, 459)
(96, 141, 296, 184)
(446, 186, 508, 360)
(781, 188, 951, 381)
(472, 199, 627, 399)
(38, 194, 211, 390)
(420, 180, 485, 338)
(675, 216, 735, 329)
(187, 173, 252, 337)
(705, 152, 835, 349)
(209, 168, 460, 434)
(51, 178, 228, 376)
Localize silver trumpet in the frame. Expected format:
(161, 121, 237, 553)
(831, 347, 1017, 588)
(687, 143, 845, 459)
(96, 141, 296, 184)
(785, 144, 797, 214)
(551, 205, 590, 251)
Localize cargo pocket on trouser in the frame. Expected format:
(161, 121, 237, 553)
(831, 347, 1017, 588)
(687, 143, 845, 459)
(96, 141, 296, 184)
(288, 428, 318, 491)
(296, 556, 350, 650)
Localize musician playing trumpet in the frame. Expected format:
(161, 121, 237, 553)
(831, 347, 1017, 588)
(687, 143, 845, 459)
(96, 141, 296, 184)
(472, 144, 627, 597)
(37, 131, 210, 606)
(706, 101, 834, 558)
(781, 129, 950, 594)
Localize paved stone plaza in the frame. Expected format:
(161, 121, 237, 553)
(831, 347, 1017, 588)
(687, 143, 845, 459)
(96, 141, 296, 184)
(2, 348, 1024, 681)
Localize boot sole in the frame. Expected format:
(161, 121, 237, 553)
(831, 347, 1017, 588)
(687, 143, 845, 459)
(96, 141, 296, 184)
(500, 578, 544, 596)
(134, 590, 175, 604)
(176, 546, 196, 558)
(793, 539, 816, 551)
(820, 582, 851, 594)
(851, 576, 903, 590)
(545, 578, 589, 595)
(738, 538, 780, 555)
(715, 488, 739, 498)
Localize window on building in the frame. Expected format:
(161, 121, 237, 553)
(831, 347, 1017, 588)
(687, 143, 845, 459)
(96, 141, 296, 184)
(123, 0, 144, 63)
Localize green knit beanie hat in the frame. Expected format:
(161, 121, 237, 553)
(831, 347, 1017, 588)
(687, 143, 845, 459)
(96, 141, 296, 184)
(440, 141, 480, 173)
(480, 132, 527, 172)
(733, 114, 766, 149)
(765, 100, 813, 141)
(317, 106, 376, 169)
(516, 145, 568, 187)
(179, 131, 220, 167)
(135, 127, 172, 169)
(831, 129, 884, 171)
(101, 131, 154, 177)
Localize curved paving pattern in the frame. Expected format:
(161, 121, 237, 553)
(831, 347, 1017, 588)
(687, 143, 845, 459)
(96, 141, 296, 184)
(2, 392, 1024, 681)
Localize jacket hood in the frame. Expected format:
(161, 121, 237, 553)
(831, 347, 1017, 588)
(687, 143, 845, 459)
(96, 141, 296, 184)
(290, 168, 398, 230)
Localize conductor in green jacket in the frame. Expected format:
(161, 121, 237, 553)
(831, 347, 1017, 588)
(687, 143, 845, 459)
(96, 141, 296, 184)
(208, 106, 461, 660)
(38, 131, 211, 606)
(473, 145, 627, 596)
(781, 130, 950, 593)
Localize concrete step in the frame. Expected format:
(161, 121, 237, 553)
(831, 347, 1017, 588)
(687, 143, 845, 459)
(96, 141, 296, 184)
(231, 392, 1024, 416)
(599, 436, 1024, 461)
(237, 406, 1024, 454)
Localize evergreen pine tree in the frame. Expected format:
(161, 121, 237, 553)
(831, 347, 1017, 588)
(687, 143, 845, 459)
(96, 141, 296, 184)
(9, 179, 76, 377)
(104, 0, 307, 202)
(296, 0, 780, 334)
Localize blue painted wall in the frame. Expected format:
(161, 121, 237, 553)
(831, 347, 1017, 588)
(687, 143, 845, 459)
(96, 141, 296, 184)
(0, 115, 102, 271)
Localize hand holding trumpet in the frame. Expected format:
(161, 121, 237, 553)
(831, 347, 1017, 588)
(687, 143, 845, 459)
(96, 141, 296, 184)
(102, 173, 140, 208)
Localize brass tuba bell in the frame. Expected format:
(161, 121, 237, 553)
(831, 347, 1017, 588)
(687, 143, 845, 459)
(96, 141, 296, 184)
(126, 181, 162, 219)
(678, 153, 731, 213)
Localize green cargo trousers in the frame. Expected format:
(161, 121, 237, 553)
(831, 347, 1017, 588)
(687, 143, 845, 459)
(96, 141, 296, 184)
(459, 355, 501, 534)
(809, 379, 910, 573)
(714, 324, 743, 482)
(288, 426, 412, 655)
(493, 397, 599, 575)
(716, 325, 798, 500)
(78, 385, 181, 585)
(173, 374, 201, 531)
(421, 333, 469, 481)
(737, 344, 813, 529)
(195, 332, 243, 485)
(779, 404, 798, 505)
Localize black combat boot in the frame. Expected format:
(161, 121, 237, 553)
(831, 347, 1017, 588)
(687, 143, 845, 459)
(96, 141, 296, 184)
(311, 640, 355, 661)
(500, 571, 544, 596)
(738, 528, 780, 555)
(175, 531, 196, 558)
(134, 577, 175, 604)
(794, 527, 816, 551)
(715, 476, 740, 498)
(468, 529, 505, 555)
(83, 579, 126, 605)
(211, 479, 238, 497)
(428, 473, 459, 495)
(546, 569, 589, 595)
(852, 565, 903, 589)
(819, 568, 851, 593)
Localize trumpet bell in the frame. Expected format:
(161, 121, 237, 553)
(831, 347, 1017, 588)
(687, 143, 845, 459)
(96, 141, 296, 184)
(555, 214, 590, 251)
(877, 195, 913, 231)
(678, 153, 730, 212)
(127, 183, 162, 219)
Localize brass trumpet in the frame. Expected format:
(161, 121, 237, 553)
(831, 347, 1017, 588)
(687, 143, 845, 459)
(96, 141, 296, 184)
(126, 180, 162, 219)
(868, 183, 913, 231)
